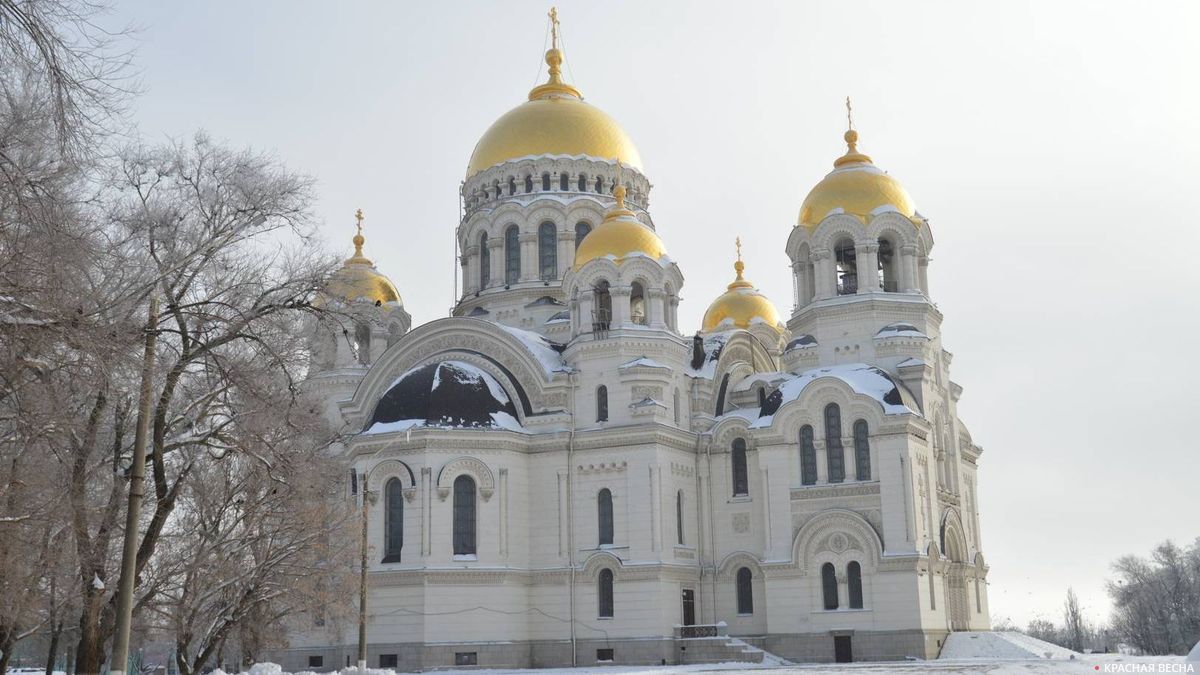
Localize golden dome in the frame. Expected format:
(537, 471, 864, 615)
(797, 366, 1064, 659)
(701, 243, 782, 332)
(325, 211, 402, 305)
(573, 183, 666, 270)
(797, 129, 917, 229)
(465, 29, 643, 178)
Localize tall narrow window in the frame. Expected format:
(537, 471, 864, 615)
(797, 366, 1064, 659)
(452, 475, 476, 556)
(595, 175, 604, 192)
(578, 174, 587, 191)
(731, 438, 748, 496)
(822, 562, 839, 610)
(848, 561, 863, 609)
(504, 225, 520, 284)
(675, 490, 684, 545)
(929, 569, 937, 609)
(479, 232, 490, 288)
(597, 488, 614, 546)
(736, 567, 754, 614)
(596, 385, 608, 422)
(541, 172, 551, 191)
(877, 238, 897, 291)
(524, 175, 533, 193)
(800, 425, 818, 486)
(575, 221, 592, 250)
(853, 419, 871, 480)
(354, 322, 371, 365)
(508, 176, 516, 195)
(673, 389, 681, 426)
(630, 281, 646, 325)
(559, 172, 569, 190)
(598, 569, 614, 618)
(834, 238, 857, 295)
(383, 478, 403, 563)
(538, 222, 557, 280)
(825, 403, 845, 483)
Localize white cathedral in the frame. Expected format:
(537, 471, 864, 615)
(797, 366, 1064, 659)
(283, 13, 990, 671)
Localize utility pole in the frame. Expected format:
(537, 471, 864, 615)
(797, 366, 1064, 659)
(357, 471, 378, 671)
(110, 297, 159, 675)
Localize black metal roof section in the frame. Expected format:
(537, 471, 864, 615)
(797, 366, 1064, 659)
(785, 334, 818, 351)
(365, 360, 520, 433)
(467, 307, 490, 316)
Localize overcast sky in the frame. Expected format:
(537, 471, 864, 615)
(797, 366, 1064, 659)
(107, 0, 1199, 627)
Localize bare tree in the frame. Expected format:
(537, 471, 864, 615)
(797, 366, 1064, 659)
(1063, 587, 1086, 652)
(1109, 538, 1200, 655)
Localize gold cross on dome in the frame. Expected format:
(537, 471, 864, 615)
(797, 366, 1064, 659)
(735, 236, 743, 262)
(846, 96, 854, 131)
(355, 208, 364, 234)
(549, 7, 559, 49)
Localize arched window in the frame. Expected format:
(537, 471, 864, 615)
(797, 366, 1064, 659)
(578, 174, 587, 191)
(597, 488, 613, 546)
(595, 175, 604, 193)
(504, 225, 520, 285)
(479, 232, 490, 288)
(853, 419, 871, 480)
(824, 403, 845, 483)
(821, 562, 839, 610)
(575, 221, 592, 250)
(675, 490, 684, 545)
(736, 567, 754, 614)
(524, 175, 533, 193)
(491, 180, 500, 200)
(834, 238, 857, 295)
(715, 373, 730, 416)
(541, 172, 551, 191)
(848, 561, 863, 609)
(383, 478, 403, 563)
(538, 222, 557, 280)
(593, 281, 611, 331)
(877, 237, 897, 291)
(508, 176, 516, 195)
(630, 281, 646, 325)
(598, 569, 614, 618)
(596, 385, 608, 422)
(354, 322, 371, 365)
(731, 438, 748, 496)
(452, 475, 476, 556)
(673, 389, 681, 426)
(800, 425, 818, 486)
(559, 172, 569, 190)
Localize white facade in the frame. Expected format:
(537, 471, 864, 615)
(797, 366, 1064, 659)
(279, 37, 990, 673)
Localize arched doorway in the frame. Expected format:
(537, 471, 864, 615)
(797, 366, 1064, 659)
(942, 512, 971, 631)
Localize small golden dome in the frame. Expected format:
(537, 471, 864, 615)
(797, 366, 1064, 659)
(573, 182, 666, 270)
(797, 129, 917, 229)
(465, 18, 643, 178)
(701, 241, 782, 332)
(325, 210, 402, 305)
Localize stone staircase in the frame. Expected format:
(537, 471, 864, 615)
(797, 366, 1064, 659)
(675, 624, 791, 666)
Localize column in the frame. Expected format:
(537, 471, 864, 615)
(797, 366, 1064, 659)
(519, 231, 538, 282)
(421, 467, 432, 556)
(499, 468, 508, 558)
(918, 256, 931, 297)
(648, 289, 667, 329)
(463, 247, 478, 294)
(812, 249, 834, 299)
(857, 241, 879, 294)
(791, 260, 803, 310)
(577, 293, 594, 337)
(488, 237, 504, 287)
(649, 465, 661, 553)
(610, 285, 631, 327)
(558, 229, 576, 277)
(899, 244, 918, 293)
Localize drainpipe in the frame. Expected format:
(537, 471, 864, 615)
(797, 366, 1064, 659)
(567, 369, 578, 666)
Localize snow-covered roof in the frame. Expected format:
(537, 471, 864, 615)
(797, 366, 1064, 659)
(875, 323, 929, 340)
(750, 363, 920, 427)
(686, 331, 731, 379)
(495, 323, 569, 374)
(620, 356, 668, 370)
(365, 361, 525, 434)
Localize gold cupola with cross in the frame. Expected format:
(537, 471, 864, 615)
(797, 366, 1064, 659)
(572, 166, 667, 270)
(325, 209, 403, 305)
(797, 98, 919, 230)
(465, 8, 643, 178)
(701, 238, 783, 332)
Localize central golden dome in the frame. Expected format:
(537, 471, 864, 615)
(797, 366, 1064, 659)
(573, 184, 666, 270)
(798, 130, 917, 230)
(702, 247, 782, 332)
(324, 213, 402, 305)
(465, 42, 643, 178)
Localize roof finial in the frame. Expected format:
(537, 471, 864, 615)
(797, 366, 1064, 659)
(734, 237, 745, 281)
(352, 208, 366, 258)
(613, 160, 626, 210)
(834, 98, 871, 168)
(549, 7, 559, 50)
(846, 96, 854, 131)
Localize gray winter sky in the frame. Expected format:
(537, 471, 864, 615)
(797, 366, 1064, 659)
(107, 0, 1199, 627)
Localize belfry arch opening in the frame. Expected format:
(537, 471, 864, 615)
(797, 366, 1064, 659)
(877, 237, 897, 292)
(630, 281, 646, 325)
(834, 238, 857, 295)
(593, 280, 612, 332)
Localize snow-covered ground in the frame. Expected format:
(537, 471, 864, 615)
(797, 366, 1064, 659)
(195, 656, 1197, 675)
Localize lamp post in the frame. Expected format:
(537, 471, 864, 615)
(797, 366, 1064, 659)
(356, 468, 378, 671)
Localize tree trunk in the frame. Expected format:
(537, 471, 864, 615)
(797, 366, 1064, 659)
(0, 634, 16, 675)
(73, 592, 108, 675)
(46, 620, 63, 675)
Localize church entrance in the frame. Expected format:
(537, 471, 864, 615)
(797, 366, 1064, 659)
(681, 588, 696, 626)
(946, 565, 971, 631)
(833, 635, 853, 663)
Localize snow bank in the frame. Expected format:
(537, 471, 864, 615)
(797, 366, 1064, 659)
(247, 664, 283, 675)
(939, 631, 1080, 660)
(1188, 638, 1200, 662)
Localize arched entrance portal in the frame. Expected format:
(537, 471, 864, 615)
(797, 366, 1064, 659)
(942, 512, 971, 631)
